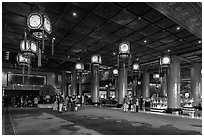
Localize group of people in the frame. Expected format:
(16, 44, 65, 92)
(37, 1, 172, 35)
(53, 94, 85, 113)
(3, 95, 38, 108)
(123, 95, 144, 113)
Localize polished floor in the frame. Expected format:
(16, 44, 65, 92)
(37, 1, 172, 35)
(2, 106, 202, 135)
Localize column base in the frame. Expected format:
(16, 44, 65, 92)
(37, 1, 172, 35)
(92, 102, 100, 106)
(166, 108, 183, 114)
(116, 104, 123, 108)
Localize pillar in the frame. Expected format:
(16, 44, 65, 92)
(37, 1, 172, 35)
(161, 73, 167, 97)
(106, 86, 110, 99)
(61, 70, 66, 96)
(91, 64, 99, 103)
(167, 56, 181, 109)
(78, 73, 82, 96)
(142, 71, 150, 99)
(190, 63, 201, 107)
(71, 68, 77, 96)
(115, 78, 119, 101)
(118, 63, 128, 104)
(132, 75, 137, 97)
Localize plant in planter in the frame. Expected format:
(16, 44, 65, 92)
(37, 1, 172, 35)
(39, 85, 59, 104)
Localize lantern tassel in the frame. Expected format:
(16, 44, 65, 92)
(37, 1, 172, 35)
(22, 65, 25, 84)
(24, 32, 27, 50)
(27, 57, 31, 78)
(42, 30, 45, 53)
(52, 37, 55, 56)
(38, 49, 41, 67)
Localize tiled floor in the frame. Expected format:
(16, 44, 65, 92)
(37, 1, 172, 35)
(2, 106, 202, 135)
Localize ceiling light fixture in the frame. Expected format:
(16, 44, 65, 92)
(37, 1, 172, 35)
(73, 12, 77, 17)
(176, 26, 180, 30)
(198, 40, 202, 44)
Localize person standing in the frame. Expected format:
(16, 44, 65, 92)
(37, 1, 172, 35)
(64, 96, 69, 111)
(81, 95, 85, 110)
(34, 96, 38, 107)
(53, 94, 58, 111)
(58, 94, 64, 113)
(20, 96, 24, 108)
(132, 96, 137, 113)
(136, 98, 139, 112)
(139, 96, 143, 111)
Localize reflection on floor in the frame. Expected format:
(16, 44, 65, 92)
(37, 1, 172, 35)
(2, 106, 202, 135)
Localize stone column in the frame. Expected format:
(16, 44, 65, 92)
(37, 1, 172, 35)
(142, 71, 150, 99)
(91, 64, 99, 103)
(78, 73, 82, 96)
(61, 70, 66, 96)
(190, 63, 201, 107)
(161, 73, 167, 97)
(71, 68, 77, 96)
(167, 56, 181, 109)
(106, 86, 110, 99)
(132, 75, 137, 97)
(115, 77, 119, 101)
(118, 63, 128, 104)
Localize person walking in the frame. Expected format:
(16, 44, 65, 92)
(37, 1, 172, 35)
(123, 95, 129, 112)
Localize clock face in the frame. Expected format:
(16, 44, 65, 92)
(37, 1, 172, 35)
(20, 40, 30, 51)
(44, 16, 51, 34)
(30, 41, 37, 53)
(76, 64, 82, 70)
(28, 14, 42, 29)
(162, 57, 170, 64)
(120, 43, 129, 53)
(113, 69, 118, 75)
(133, 64, 139, 70)
(92, 56, 98, 62)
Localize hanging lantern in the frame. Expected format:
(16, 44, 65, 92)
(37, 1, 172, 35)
(16, 54, 28, 65)
(91, 55, 101, 64)
(160, 55, 171, 68)
(133, 63, 140, 72)
(113, 68, 118, 76)
(20, 40, 37, 57)
(119, 42, 130, 54)
(27, 13, 52, 40)
(75, 62, 84, 72)
(153, 74, 160, 79)
(119, 42, 130, 58)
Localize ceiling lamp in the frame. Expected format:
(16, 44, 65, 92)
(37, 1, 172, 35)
(91, 55, 102, 64)
(119, 42, 130, 55)
(160, 55, 171, 68)
(113, 68, 118, 76)
(16, 53, 31, 79)
(16, 54, 29, 66)
(20, 40, 37, 57)
(153, 74, 160, 79)
(132, 63, 140, 72)
(27, 7, 54, 67)
(27, 12, 52, 40)
(75, 62, 84, 72)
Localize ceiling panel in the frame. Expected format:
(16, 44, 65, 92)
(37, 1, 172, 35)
(2, 2, 201, 73)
